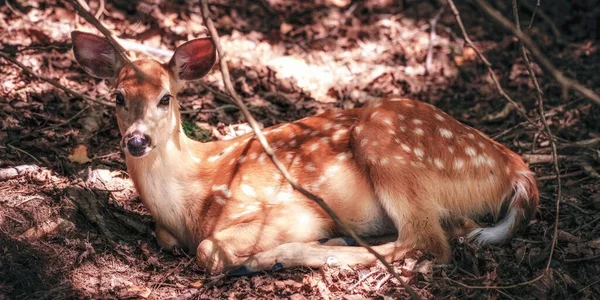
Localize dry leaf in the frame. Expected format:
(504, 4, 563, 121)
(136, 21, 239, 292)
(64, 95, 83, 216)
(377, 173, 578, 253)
(68, 144, 92, 164)
(189, 280, 204, 288)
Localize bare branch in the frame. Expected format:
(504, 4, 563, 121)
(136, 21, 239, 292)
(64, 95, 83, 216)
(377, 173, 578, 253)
(198, 1, 419, 299)
(0, 51, 113, 107)
(67, 0, 148, 79)
(512, 0, 561, 272)
(446, 0, 535, 126)
(474, 0, 600, 106)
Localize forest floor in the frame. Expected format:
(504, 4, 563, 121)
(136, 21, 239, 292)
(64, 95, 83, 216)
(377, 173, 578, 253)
(1, 0, 600, 299)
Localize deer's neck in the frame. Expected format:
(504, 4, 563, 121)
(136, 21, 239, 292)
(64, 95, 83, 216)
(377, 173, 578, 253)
(125, 125, 215, 248)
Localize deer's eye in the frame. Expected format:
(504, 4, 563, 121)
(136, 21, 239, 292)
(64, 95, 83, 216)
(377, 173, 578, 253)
(115, 93, 125, 106)
(159, 94, 171, 106)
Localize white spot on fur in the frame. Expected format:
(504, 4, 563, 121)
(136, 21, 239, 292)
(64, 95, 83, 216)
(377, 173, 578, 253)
(439, 128, 453, 138)
(323, 123, 333, 131)
(472, 155, 486, 166)
(207, 155, 220, 162)
(310, 130, 320, 137)
(434, 158, 444, 169)
(434, 113, 445, 121)
(238, 155, 247, 164)
(382, 118, 393, 126)
(305, 163, 317, 172)
(412, 119, 423, 125)
(414, 148, 424, 159)
(240, 184, 256, 197)
(332, 129, 348, 142)
(308, 143, 320, 152)
(355, 125, 363, 134)
(478, 142, 486, 149)
(258, 153, 267, 164)
(414, 128, 424, 135)
(401, 144, 411, 152)
(215, 196, 226, 205)
(381, 157, 390, 165)
(371, 111, 380, 119)
(263, 187, 275, 196)
(448, 146, 455, 153)
(290, 140, 298, 147)
(336, 153, 349, 161)
(454, 159, 465, 170)
(465, 147, 477, 157)
(372, 141, 379, 147)
(211, 184, 232, 198)
(249, 152, 258, 160)
(467, 133, 475, 139)
(398, 114, 406, 121)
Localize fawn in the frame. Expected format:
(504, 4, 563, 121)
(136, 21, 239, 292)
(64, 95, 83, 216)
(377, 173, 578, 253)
(72, 31, 539, 275)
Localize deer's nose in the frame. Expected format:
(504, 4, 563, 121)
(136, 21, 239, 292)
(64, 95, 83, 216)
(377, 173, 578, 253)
(125, 134, 151, 157)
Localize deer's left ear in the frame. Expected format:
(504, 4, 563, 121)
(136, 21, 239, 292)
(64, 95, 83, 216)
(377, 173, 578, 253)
(168, 38, 216, 81)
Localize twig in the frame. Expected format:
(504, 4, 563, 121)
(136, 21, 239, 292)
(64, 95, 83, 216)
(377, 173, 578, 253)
(67, 0, 148, 79)
(512, 0, 561, 272)
(446, 0, 535, 126)
(527, 0, 540, 29)
(473, 0, 600, 106)
(425, 4, 446, 75)
(8, 105, 90, 144)
(445, 274, 544, 289)
(517, 0, 561, 39)
(563, 254, 600, 263)
(7, 144, 43, 165)
(0, 51, 113, 106)
(199, 1, 419, 299)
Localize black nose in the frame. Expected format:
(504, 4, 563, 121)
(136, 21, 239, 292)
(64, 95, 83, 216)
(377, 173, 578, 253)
(126, 135, 150, 157)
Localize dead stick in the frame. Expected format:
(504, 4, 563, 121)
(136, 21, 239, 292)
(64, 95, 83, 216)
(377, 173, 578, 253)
(0, 51, 113, 107)
(446, 0, 535, 126)
(198, 1, 419, 299)
(474, 0, 600, 106)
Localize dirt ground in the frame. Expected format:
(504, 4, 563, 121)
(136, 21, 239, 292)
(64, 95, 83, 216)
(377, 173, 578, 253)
(1, 0, 600, 299)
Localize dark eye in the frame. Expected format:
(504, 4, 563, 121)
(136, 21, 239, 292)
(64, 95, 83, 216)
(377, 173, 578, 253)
(115, 93, 125, 106)
(159, 94, 171, 106)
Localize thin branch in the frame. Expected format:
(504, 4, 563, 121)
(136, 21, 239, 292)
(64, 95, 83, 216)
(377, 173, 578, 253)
(198, 1, 419, 299)
(473, 0, 600, 106)
(446, 0, 535, 126)
(527, 0, 540, 29)
(0, 51, 113, 106)
(67, 0, 148, 79)
(511, 0, 562, 272)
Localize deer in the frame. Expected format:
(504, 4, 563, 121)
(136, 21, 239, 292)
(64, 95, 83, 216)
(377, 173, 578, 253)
(71, 31, 539, 275)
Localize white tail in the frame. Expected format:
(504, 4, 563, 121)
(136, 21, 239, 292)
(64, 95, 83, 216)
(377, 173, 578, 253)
(72, 31, 539, 274)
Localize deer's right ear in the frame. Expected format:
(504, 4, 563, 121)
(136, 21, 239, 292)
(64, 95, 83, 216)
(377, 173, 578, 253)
(71, 31, 124, 79)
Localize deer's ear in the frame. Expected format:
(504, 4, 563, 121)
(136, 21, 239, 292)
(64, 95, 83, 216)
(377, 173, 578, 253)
(71, 31, 124, 79)
(168, 38, 216, 81)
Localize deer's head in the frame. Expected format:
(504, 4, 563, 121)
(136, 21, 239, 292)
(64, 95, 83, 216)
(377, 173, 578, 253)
(71, 31, 216, 158)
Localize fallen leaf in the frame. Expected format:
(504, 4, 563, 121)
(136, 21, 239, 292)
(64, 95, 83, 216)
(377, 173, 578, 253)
(189, 279, 204, 288)
(68, 145, 92, 164)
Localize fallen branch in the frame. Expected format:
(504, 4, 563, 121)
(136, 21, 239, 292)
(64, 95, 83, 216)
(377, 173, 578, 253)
(512, 0, 562, 272)
(446, 0, 534, 126)
(0, 51, 113, 106)
(474, 0, 600, 106)
(0, 165, 40, 181)
(199, 1, 419, 299)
